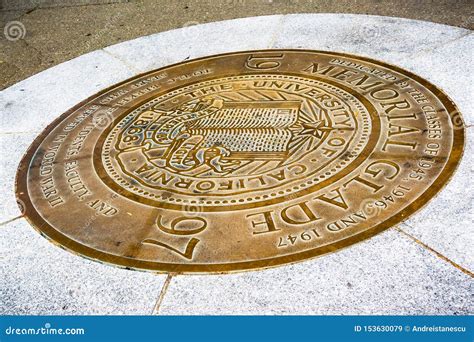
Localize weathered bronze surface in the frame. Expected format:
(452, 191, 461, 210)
(16, 50, 465, 273)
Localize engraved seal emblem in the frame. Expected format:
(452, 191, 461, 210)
(16, 50, 465, 273)
(99, 74, 375, 210)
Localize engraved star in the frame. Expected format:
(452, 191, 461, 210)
(299, 120, 333, 138)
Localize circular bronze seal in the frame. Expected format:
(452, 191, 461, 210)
(16, 50, 465, 273)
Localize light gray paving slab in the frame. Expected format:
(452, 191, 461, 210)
(103, 15, 283, 73)
(0, 50, 135, 134)
(400, 127, 474, 271)
(159, 228, 473, 315)
(271, 14, 473, 126)
(272, 14, 469, 63)
(0, 132, 38, 221)
(0, 218, 165, 315)
(397, 33, 474, 126)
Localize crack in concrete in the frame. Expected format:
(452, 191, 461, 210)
(394, 225, 473, 278)
(151, 273, 174, 315)
(268, 15, 285, 49)
(0, 131, 42, 135)
(102, 48, 142, 74)
(0, 215, 22, 227)
(407, 31, 473, 59)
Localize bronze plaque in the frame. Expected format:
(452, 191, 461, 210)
(16, 50, 465, 273)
